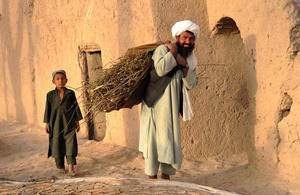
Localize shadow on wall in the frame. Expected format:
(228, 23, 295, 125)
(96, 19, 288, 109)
(203, 19, 258, 163)
(178, 16, 258, 164)
(210, 19, 258, 164)
(1, 0, 37, 124)
(244, 34, 258, 165)
(200, 18, 256, 157)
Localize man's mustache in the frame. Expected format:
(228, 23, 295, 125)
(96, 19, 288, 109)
(183, 43, 193, 47)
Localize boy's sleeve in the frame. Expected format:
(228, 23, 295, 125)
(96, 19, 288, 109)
(72, 92, 83, 121)
(43, 94, 51, 123)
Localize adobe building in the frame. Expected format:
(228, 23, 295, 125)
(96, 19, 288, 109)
(1, 0, 299, 181)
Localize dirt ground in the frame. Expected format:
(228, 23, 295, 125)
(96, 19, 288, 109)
(0, 122, 299, 195)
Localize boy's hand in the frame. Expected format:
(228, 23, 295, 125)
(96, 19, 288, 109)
(45, 123, 50, 134)
(76, 121, 80, 132)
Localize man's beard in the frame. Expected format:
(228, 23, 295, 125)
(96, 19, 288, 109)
(176, 41, 195, 58)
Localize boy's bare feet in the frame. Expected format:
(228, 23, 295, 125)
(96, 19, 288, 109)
(58, 168, 66, 174)
(148, 175, 157, 179)
(68, 170, 76, 176)
(68, 165, 76, 176)
(161, 172, 170, 180)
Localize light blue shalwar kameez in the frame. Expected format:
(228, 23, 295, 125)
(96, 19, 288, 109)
(139, 45, 198, 176)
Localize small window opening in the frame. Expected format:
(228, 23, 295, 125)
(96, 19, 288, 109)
(212, 17, 240, 35)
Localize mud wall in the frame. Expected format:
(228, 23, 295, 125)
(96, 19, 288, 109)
(0, 0, 299, 179)
(0, 0, 158, 149)
(277, 1, 300, 179)
(206, 0, 300, 177)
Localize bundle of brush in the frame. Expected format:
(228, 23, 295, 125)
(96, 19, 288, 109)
(86, 42, 162, 112)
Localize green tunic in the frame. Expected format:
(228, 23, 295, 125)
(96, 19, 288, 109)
(44, 87, 83, 158)
(139, 45, 198, 170)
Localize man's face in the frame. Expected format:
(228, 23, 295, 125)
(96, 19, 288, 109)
(52, 73, 68, 89)
(176, 31, 195, 57)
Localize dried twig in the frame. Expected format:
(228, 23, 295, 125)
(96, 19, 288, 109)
(86, 51, 152, 113)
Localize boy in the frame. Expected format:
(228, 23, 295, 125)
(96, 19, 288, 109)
(44, 70, 83, 176)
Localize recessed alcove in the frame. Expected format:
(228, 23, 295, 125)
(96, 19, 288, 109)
(212, 17, 240, 35)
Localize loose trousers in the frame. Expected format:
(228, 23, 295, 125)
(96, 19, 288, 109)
(55, 156, 76, 168)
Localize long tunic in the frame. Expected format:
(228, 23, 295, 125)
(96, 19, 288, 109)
(139, 45, 198, 169)
(44, 87, 83, 158)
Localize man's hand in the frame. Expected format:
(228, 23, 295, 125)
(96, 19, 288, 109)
(165, 42, 178, 57)
(45, 123, 50, 134)
(176, 54, 189, 77)
(175, 54, 187, 67)
(181, 66, 189, 78)
(76, 121, 80, 132)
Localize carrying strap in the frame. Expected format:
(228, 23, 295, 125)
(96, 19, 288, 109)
(125, 41, 164, 55)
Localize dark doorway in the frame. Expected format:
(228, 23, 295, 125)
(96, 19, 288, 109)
(78, 44, 106, 141)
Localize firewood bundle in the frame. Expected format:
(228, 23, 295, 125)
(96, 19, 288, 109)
(86, 42, 162, 112)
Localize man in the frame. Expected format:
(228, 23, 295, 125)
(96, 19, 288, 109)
(139, 20, 200, 180)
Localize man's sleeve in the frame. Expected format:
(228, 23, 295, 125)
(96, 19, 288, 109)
(182, 68, 198, 90)
(152, 45, 177, 77)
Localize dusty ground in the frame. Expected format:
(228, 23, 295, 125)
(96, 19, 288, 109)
(0, 122, 299, 195)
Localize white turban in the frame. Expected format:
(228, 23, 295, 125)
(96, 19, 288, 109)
(171, 20, 200, 40)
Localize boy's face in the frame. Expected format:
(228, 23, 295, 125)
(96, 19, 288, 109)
(52, 73, 68, 89)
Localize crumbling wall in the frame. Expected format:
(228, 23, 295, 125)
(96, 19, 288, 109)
(277, 0, 300, 179)
(278, 55, 300, 179)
